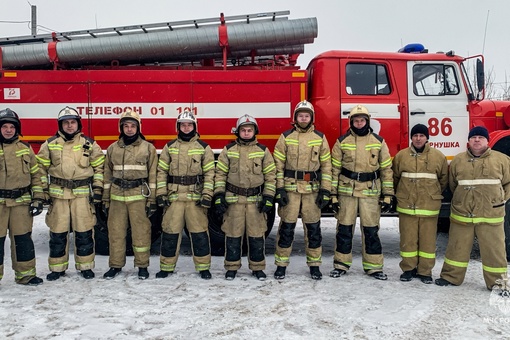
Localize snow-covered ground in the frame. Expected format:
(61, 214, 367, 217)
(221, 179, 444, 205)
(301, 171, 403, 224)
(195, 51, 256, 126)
(0, 213, 509, 339)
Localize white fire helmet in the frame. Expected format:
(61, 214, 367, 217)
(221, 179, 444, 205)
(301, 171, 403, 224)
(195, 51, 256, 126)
(119, 108, 141, 133)
(233, 114, 259, 135)
(57, 106, 81, 122)
(176, 110, 197, 132)
(348, 105, 371, 122)
(293, 100, 315, 123)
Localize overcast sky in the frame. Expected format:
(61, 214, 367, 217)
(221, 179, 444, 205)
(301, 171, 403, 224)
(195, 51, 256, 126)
(2, 0, 509, 88)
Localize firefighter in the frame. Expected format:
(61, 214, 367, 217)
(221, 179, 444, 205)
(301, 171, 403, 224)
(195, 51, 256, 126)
(0, 108, 45, 286)
(436, 126, 510, 290)
(273, 100, 332, 280)
(329, 105, 394, 280)
(214, 114, 276, 281)
(155, 110, 215, 280)
(37, 106, 105, 281)
(392, 124, 448, 283)
(102, 109, 157, 280)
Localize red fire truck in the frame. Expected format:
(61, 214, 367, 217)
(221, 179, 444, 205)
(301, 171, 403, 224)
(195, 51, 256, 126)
(1, 11, 510, 256)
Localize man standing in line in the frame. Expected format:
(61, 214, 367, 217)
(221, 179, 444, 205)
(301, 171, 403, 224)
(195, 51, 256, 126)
(392, 124, 448, 283)
(214, 114, 276, 281)
(0, 108, 45, 286)
(329, 105, 394, 280)
(102, 108, 157, 280)
(436, 126, 510, 290)
(273, 100, 332, 280)
(155, 110, 215, 280)
(37, 106, 104, 281)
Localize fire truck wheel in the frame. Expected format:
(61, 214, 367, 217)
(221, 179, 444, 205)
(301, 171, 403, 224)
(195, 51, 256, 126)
(207, 206, 276, 256)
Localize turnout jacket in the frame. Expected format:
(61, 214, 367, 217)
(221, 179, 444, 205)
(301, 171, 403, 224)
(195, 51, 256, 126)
(103, 136, 157, 204)
(0, 138, 46, 206)
(156, 135, 215, 202)
(214, 138, 276, 203)
(331, 129, 394, 198)
(37, 131, 104, 199)
(273, 125, 332, 193)
(449, 147, 510, 224)
(393, 143, 448, 216)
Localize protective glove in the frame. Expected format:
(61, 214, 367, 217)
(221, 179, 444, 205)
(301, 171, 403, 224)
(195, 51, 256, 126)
(90, 186, 103, 205)
(156, 195, 170, 208)
(214, 193, 228, 214)
(258, 195, 274, 214)
(102, 201, 110, 217)
(315, 189, 331, 209)
(29, 198, 44, 216)
(330, 195, 340, 214)
(196, 194, 212, 209)
(43, 191, 52, 206)
(146, 202, 158, 217)
(275, 188, 289, 207)
(380, 194, 397, 213)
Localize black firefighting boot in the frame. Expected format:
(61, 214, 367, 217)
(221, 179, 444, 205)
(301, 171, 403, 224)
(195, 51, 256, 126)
(138, 268, 149, 280)
(25, 276, 43, 286)
(46, 271, 65, 281)
(274, 266, 286, 280)
(329, 268, 347, 278)
(155, 270, 173, 278)
(81, 269, 95, 279)
(400, 268, 417, 282)
(103, 267, 122, 279)
(416, 274, 433, 284)
(252, 270, 266, 281)
(225, 270, 237, 280)
(200, 270, 212, 280)
(435, 277, 454, 286)
(369, 271, 388, 280)
(310, 266, 322, 280)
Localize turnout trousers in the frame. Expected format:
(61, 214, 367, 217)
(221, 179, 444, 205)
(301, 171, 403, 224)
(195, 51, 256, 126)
(275, 191, 322, 267)
(0, 205, 37, 284)
(333, 196, 384, 275)
(222, 202, 267, 271)
(439, 220, 507, 289)
(45, 196, 96, 272)
(159, 201, 211, 272)
(107, 199, 151, 269)
(399, 213, 437, 276)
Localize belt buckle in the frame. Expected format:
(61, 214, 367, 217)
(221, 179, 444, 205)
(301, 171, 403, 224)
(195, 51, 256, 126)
(303, 173, 311, 181)
(356, 172, 361, 182)
(179, 176, 187, 184)
(11, 189, 20, 198)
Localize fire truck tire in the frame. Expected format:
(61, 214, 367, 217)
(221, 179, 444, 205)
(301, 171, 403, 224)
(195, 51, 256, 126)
(94, 205, 163, 256)
(207, 207, 276, 256)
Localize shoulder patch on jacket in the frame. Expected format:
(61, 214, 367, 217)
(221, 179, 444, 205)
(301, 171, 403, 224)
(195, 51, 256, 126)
(47, 135, 59, 143)
(313, 130, 324, 138)
(19, 140, 30, 148)
(225, 141, 237, 150)
(81, 134, 95, 144)
(337, 131, 352, 143)
(256, 143, 267, 151)
(282, 128, 296, 138)
(371, 133, 384, 143)
(197, 139, 209, 148)
(166, 139, 178, 147)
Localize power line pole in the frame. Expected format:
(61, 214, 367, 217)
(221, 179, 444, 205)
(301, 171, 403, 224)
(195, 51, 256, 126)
(31, 5, 36, 36)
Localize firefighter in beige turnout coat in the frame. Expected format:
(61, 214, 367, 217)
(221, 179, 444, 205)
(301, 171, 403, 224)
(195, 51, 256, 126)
(0, 108, 45, 285)
(102, 109, 157, 280)
(330, 105, 394, 280)
(273, 100, 332, 280)
(214, 115, 276, 281)
(37, 106, 105, 281)
(155, 111, 215, 280)
(436, 126, 510, 290)
(392, 124, 448, 284)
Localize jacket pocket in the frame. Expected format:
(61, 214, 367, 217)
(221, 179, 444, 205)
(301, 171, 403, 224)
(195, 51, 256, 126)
(252, 158, 262, 175)
(369, 149, 379, 166)
(22, 154, 31, 174)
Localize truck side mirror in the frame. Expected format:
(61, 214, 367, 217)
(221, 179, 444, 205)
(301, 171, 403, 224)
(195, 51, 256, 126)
(476, 59, 485, 92)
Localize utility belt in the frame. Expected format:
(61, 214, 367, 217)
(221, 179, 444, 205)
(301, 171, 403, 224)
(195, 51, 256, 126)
(50, 176, 92, 189)
(226, 182, 263, 197)
(168, 175, 203, 185)
(341, 168, 380, 182)
(112, 177, 146, 189)
(0, 186, 30, 199)
(284, 169, 321, 181)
